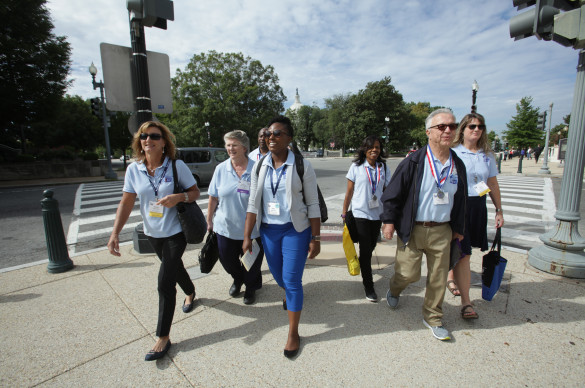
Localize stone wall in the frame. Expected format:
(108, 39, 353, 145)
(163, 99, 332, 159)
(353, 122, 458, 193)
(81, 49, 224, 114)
(0, 160, 107, 181)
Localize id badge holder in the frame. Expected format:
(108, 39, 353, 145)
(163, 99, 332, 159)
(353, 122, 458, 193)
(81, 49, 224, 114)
(267, 201, 280, 216)
(473, 181, 491, 197)
(368, 196, 379, 209)
(237, 180, 251, 194)
(149, 200, 164, 217)
(433, 192, 449, 205)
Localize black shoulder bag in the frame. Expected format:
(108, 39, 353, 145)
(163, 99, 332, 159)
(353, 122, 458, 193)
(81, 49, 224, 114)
(172, 159, 207, 244)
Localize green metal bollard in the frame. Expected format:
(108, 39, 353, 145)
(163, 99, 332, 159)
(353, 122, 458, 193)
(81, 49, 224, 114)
(41, 189, 74, 273)
(517, 155, 523, 174)
(497, 153, 502, 173)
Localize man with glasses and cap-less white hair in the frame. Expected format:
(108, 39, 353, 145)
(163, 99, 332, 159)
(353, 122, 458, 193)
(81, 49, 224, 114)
(380, 108, 467, 341)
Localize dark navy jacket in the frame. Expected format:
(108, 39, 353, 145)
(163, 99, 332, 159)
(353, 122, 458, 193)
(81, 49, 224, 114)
(380, 145, 467, 245)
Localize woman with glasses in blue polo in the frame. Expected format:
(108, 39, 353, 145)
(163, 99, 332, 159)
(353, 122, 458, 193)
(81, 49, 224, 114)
(449, 113, 504, 319)
(207, 130, 264, 305)
(243, 115, 321, 359)
(108, 121, 200, 361)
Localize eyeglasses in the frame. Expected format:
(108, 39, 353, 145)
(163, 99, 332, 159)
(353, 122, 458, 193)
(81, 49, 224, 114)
(468, 124, 486, 131)
(429, 123, 457, 132)
(139, 133, 162, 140)
(266, 129, 289, 138)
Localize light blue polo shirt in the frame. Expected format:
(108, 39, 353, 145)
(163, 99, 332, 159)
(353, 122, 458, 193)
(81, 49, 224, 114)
(123, 157, 197, 238)
(346, 161, 391, 220)
(208, 158, 259, 240)
(261, 150, 294, 225)
(416, 149, 459, 223)
(248, 148, 269, 162)
(452, 144, 498, 198)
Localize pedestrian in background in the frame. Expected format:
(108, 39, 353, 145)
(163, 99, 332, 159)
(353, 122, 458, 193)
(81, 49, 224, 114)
(107, 121, 200, 361)
(243, 115, 321, 358)
(207, 130, 264, 305)
(449, 113, 504, 319)
(381, 108, 467, 341)
(248, 127, 269, 161)
(341, 135, 390, 302)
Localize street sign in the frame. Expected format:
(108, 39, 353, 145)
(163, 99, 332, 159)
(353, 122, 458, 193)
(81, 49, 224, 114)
(99, 43, 173, 114)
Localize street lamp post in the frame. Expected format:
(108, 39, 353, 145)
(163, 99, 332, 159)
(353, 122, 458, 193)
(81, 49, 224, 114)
(539, 102, 554, 174)
(89, 62, 117, 180)
(471, 80, 479, 113)
(384, 116, 390, 145)
(205, 122, 211, 146)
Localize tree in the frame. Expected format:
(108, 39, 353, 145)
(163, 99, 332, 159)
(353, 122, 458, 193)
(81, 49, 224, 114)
(550, 114, 570, 145)
(504, 97, 543, 149)
(169, 51, 286, 147)
(343, 77, 411, 153)
(287, 105, 323, 150)
(0, 0, 71, 150)
(323, 93, 351, 151)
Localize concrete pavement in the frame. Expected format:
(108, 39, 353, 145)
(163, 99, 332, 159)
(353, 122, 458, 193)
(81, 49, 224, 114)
(1, 155, 584, 387)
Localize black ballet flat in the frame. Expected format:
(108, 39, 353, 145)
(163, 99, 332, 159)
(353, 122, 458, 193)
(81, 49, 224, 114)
(182, 292, 196, 313)
(145, 340, 171, 361)
(284, 337, 301, 359)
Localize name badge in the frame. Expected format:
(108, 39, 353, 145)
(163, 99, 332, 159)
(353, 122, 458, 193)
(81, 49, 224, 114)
(267, 201, 280, 216)
(237, 180, 251, 194)
(368, 196, 379, 209)
(433, 191, 449, 205)
(473, 181, 491, 197)
(149, 200, 164, 217)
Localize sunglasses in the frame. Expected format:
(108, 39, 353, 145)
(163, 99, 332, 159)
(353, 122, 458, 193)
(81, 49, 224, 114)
(139, 133, 162, 140)
(468, 124, 486, 131)
(429, 123, 458, 132)
(266, 129, 289, 138)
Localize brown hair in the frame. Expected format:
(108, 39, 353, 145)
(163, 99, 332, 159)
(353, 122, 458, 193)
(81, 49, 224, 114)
(131, 121, 177, 163)
(453, 113, 492, 155)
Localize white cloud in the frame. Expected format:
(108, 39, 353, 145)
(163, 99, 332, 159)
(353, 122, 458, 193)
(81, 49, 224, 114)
(46, 0, 577, 134)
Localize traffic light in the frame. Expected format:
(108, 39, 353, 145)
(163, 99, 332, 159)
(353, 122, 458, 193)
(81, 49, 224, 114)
(509, 0, 584, 48)
(537, 111, 547, 131)
(90, 98, 101, 118)
(127, 0, 174, 29)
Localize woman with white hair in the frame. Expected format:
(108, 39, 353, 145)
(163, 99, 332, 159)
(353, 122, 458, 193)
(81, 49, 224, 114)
(207, 130, 264, 305)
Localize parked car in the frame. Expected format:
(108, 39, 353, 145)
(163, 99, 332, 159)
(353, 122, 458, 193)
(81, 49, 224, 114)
(176, 147, 229, 186)
(316, 149, 324, 157)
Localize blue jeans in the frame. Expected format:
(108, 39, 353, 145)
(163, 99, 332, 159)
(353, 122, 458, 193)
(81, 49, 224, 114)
(260, 222, 311, 312)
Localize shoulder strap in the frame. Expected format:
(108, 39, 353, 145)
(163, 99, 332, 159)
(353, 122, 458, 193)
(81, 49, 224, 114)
(255, 154, 268, 176)
(171, 159, 180, 194)
(295, 153, 304, 183)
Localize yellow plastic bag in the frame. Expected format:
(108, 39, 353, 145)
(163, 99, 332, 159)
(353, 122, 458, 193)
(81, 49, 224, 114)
(343, 224, 360, 276)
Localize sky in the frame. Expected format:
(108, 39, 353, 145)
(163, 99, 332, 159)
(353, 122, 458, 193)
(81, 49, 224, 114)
(46, 0, 579, 136)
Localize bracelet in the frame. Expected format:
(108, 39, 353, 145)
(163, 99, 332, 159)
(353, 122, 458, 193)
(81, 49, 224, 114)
(311, 235, 321, 241)
(183, 192, 189, 202)
(495, 208, 503, 213)
(341, 214, 346, 218)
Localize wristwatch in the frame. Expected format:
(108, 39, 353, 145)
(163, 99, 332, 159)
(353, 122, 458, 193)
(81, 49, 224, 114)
(495, 208, 503, 213)
(183, 192, 189, 202)
(311, 235, 321, 241)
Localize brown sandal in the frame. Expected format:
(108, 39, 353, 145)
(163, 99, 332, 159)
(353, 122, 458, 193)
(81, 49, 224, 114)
(461, 304, 479, 319)
(447, 280, 460, 296)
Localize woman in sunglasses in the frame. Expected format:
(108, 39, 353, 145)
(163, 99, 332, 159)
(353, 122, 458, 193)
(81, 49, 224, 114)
(243, 115, 321, 359)
(449, 113, 504, 319)
(107, 121, 200, 361)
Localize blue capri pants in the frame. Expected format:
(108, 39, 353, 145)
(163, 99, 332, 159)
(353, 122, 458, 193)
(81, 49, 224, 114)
(260, 222, 311, 312)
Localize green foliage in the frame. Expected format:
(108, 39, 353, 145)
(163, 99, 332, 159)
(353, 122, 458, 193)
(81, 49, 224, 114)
(37, 147, 77, 161)
(0, 0, 71, 147)
(504, 97, 544, 149)
(168, 51, 286, 147)
(81, 152, 99, 161)
(550, 114, 570, 145)
(287, 105, 324, 150)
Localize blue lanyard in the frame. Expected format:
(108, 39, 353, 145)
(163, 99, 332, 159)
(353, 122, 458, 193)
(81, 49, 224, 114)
(365, 163, 380, 196)
(270, 165, 287, 198)
(144, 159, 170, 198)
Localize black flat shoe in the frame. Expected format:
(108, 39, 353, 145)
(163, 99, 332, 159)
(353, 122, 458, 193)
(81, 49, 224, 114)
(145, 340, 171, 361)
(284, 337, 301, 359)
(182, 292, 196, 313)
(283, 299, 287, 310)
(229, 282, 242, 297)
(243, 289, 256, 305)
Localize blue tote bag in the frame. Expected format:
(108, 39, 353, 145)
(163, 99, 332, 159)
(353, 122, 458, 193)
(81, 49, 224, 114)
(482, 228, 508, 301)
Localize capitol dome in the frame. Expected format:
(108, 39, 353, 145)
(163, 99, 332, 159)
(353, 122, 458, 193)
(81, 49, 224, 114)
(289, 88, 303, 112)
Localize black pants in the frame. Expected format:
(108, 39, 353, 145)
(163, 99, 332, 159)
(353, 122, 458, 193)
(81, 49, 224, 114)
(354, 218, 382, 290)
(147, 232, 195, 337)
(216, 234, 264, 291)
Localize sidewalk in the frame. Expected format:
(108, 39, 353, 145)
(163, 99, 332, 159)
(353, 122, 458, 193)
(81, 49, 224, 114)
(1, 238, 583, 387)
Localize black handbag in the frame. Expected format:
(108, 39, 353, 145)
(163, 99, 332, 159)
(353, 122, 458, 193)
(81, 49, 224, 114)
(172, 159, 207, 244)
(482, 228, 508, 301)
(198, 231, 219, 273)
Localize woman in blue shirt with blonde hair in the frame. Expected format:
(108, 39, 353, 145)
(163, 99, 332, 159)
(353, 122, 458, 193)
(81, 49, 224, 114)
(207, 130, 264, 305)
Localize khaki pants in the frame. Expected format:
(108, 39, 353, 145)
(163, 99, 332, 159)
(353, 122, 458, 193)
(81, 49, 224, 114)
(389, 224, 451, 326)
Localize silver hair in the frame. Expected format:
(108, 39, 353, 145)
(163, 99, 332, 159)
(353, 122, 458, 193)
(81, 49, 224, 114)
(425, 108, 455, 129)
(223, 130, 250, 154)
